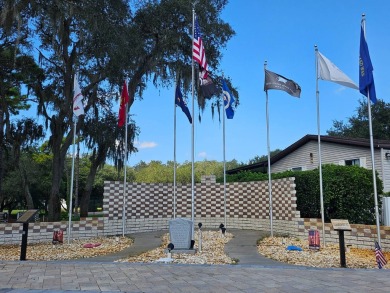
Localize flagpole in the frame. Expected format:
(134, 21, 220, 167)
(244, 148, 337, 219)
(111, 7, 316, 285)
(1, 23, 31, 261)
(362, 15, 381, 245)
(264, 61, 273, 237)
(67, 118, 77, 244)
(173, 80, 177, 219)
(222, 92, 227, 228)
(122, 80, 128, 237)
(191, 6, 196, 241)
(315, 45, 326, 247)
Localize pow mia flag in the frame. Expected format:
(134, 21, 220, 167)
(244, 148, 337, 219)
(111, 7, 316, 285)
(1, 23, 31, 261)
(264, 69, 301, 98)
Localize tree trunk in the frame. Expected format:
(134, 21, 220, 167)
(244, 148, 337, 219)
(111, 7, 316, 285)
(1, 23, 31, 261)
(79, 164, 98, 217)
(0, 106, 4, 206)
(19, 163, 34, 209)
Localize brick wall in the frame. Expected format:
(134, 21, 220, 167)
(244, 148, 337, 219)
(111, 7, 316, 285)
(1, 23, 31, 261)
(1, 176, 389, 250)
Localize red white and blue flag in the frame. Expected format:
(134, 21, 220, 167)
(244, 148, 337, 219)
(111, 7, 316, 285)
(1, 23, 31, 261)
(193, 16, 208, 76)
(375, 241, 387, 269)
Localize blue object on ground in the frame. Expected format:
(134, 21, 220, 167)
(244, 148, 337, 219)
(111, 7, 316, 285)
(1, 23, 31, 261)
(286, 245, 302, 251)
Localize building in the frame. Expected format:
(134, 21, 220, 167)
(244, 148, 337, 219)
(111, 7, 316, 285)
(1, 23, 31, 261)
(227, 134, 390, 192)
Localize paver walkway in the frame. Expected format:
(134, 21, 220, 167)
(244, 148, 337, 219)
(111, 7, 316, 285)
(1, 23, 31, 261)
(1, 229, 389, 292)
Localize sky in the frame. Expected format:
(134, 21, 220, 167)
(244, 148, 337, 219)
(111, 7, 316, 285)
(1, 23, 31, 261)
(126, 0, 390, 166)
(20, 0, 390, 167)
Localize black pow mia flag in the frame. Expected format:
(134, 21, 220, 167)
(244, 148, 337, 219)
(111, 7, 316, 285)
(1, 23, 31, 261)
(264, 69, 301, 98)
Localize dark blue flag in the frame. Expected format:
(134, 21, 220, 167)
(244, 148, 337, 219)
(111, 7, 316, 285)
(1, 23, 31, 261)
(175, 85, 192, 124)
(222, 79, 235, 119)
(359, 23, 377, 104)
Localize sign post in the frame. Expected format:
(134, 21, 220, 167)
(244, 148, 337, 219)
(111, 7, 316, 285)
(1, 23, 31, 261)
(16, 210, 39, 261)
(331, 219, 352, 268)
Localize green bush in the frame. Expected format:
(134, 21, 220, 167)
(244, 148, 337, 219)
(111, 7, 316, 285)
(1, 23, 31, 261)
(224, 164, 383, 224)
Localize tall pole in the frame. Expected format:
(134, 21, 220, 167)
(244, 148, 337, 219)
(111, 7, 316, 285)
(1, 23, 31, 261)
(173, 80, 177, 219)
(264, 61, 273, 237)
(190, 7, 196, 240)
(222, 97, 227, 227)
(122, 80, 128, 237)
(315, 45, 326, 246)
(362, 15, 381, 245)
(67, 119, 77, 244)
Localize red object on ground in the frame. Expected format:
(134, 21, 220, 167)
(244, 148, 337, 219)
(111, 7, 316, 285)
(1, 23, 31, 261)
(83, 243, 101, 248)
(52, 229, 64, 244)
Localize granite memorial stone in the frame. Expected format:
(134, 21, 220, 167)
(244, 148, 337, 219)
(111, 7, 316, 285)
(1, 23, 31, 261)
(169, 218, 193, 250)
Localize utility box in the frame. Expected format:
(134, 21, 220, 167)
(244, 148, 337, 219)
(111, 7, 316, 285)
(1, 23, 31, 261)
(383, 197, 390, 226)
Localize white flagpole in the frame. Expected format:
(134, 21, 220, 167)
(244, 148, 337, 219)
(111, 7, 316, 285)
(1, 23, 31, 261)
(67, 118, 77, 244)
(191, 7, 196, 240)
(264, 61, 273, 237)
(315, 45, 326, 246)
(222, 96, 227, 227)
(173, 81, 177, 219)
(362, 15, 381, 245)
(122, 80, 128, 237)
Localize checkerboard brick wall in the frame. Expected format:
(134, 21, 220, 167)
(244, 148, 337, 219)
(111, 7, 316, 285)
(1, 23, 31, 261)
(1, 176, 388, 249)
(103, 177, 298, 222)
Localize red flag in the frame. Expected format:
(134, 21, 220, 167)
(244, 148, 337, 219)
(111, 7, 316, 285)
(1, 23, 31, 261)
(118, 81, 129, 127)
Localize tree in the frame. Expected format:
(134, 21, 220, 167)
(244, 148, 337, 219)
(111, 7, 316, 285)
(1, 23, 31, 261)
(79, 111, 138, 217)
(327, 99, 390, 139)
(2, 0, 235, 220)
(7, 118, 45, 209)
(0, 40, 44, 211)
(247, 149, 282, 165)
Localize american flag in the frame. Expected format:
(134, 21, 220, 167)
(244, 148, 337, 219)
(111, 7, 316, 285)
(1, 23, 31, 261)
(375, 241, 387, 269)
(193, 16, 208, 75)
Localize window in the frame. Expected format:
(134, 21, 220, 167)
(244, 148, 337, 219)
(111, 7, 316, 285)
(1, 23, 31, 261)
(290, 167, 303, 171)
(345, 159, 360, 166)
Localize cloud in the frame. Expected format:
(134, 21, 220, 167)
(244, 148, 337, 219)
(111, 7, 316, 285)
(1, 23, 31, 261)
(135, 141, 157, 149)
(198, 151, 207, 159)
(335, 87, 347, 94)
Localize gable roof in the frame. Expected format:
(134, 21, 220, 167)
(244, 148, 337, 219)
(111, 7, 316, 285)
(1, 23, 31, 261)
(227, 134, 390, 174)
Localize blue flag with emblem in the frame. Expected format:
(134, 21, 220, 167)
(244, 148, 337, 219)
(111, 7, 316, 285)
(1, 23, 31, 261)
(359, 22, 377, 104)
(222, 79, 235, 119)
(175, 84, 192, 124)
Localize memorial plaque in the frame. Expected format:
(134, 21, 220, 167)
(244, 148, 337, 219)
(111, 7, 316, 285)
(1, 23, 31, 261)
(16, 210, 39, 223)
(331, 219, 351, 231)
(169, 218, 193, 250)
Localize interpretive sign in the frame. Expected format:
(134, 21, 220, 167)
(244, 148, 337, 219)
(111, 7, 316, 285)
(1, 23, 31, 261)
(16, 210, 39, 261)
(331, 219, 351, 268)
(331, 219, 351, 231)
(16, 210, 39, 223)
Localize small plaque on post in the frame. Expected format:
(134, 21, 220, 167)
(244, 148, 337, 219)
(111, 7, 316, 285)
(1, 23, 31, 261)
(331, 219, 351, 231)
(16, 209, 39, 261)
(16, 210, 39, 223)
(331, 219, 351, 268)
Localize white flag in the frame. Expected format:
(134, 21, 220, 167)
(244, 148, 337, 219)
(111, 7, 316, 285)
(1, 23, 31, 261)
(317, 51, 358, 90)
(73, 74, 85, 116)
